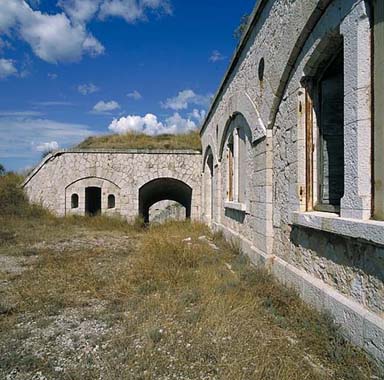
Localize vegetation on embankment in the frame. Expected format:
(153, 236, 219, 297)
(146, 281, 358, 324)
(0, 174, 380, 379)
(75, 131, 202, 151)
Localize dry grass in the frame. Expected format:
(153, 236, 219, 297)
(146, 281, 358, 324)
(75, 131, 202, 151)
(0, 177, 380, 379)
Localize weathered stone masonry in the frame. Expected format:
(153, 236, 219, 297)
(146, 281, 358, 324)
(200, 0, 384, 364)
(23, 0, 384, 365)
(23, 149, 202, 222)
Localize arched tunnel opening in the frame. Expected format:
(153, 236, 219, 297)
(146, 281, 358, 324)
(139, 178, 192, 223)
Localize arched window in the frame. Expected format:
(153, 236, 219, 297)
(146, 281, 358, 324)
(71, 193, 79, 209)
(227, 132, 235, 201)
(226, 116, 248, 204)
(108, 194, 116, 209)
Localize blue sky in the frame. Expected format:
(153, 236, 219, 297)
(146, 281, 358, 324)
(0, 0, 255, 171)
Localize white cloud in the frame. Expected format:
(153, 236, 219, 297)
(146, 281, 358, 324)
(0, 0, 172, 64)
(108, 112, 198, 136)
(82, 34, 105, 56)
(48, 73, 58, 79)
(0, 0, 105, 63)
(127, 90, 142, 100)
(58, 0, 101, 25)
(0, 116, 95, 161)
(0, 1, 19, 32)
(165, 113, 197, 133)
(0, 37, 12, 52)
(36, 140, 59, 152)
(78, 83, 99, 95)
(161, 89, 212, 111)
(189, 108, 206, 124)
(209, 50, 225, 62)
(59, 0, 171, 24)
(0, 58, 17, 79)
(92, 100, 120, 113)
(99, 0, 172, 23)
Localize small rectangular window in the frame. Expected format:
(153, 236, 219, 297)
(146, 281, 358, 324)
(71, 194, 79, 209)
(108, 194, 116, 209)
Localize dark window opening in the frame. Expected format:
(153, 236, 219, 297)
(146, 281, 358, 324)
(316, 50, 344, 212)
(85, 187, 102, 216)
(228, 138, 234, 202)
(108, 194, 115, 209)
(258, 57, 265, 81)
(71, 193, 79, 209)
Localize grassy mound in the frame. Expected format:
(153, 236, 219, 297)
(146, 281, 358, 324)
(75, 131, 202, 151)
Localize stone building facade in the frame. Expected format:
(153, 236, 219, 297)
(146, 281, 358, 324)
(23, 150, 202, 222)
(200, 0, 384, 363)
(23, 0, 384, 363)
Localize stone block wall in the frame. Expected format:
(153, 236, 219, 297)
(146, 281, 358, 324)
(23, 149, 202, 221)
(200, 0, 384, 362)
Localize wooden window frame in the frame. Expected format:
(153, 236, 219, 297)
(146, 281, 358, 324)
(305, 49, 345, 213)
(305, 88, 314, 211)
(374, 0, 384, 219)
(228, 139, 234, 202)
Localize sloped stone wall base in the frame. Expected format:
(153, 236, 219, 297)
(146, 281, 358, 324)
(212, 222, 384, 366)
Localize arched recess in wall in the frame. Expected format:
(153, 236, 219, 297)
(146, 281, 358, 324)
(64, 176, 121, 215)
(220, 113, 253, 205)
(217, 92, 266, 145)
(138, 177, 193, 223)
(202, 140, 218, 171)
(219, 113, 253, 161)
(300, 28, 345, 213)
(203, 146, 215, 222)
(65, 176, 121, 191)
(265, 0, 370, 130)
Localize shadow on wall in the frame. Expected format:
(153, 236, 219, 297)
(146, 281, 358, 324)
(290, 225, 384, 284)
(224, 208, 246, 223)
(139, 177, 192, 223)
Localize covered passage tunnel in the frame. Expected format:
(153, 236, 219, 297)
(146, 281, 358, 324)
(139, 178, 193, 223)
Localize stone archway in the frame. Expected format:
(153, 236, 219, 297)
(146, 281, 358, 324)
(139, 178, 193, 223)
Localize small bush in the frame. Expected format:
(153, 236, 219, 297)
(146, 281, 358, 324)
(147, 328, 163, 344)
(0, 173, 27, 216)
(0, 173, 49, 218)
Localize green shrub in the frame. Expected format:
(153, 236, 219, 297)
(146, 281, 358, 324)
(0, 173, 48, 218)
(0, 174, 27, 216)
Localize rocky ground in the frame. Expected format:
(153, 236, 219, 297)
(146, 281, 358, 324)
(0, 219, 380, 380)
